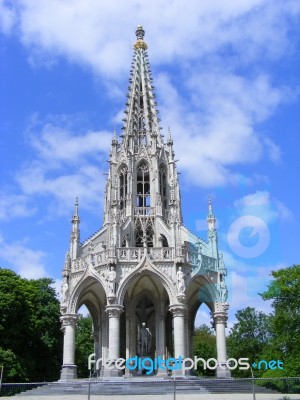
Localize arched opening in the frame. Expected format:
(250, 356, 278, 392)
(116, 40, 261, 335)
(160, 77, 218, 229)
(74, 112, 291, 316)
(136, 162, 150, 207)
(159, 164, 167, 211)
(121, 271, 171, 375)
(186, 276, 217, 376)
(160, 234, 168, 247)
(119, 165, 128, 210)
(136, 296, 155, 358)
(75, 305, 93, 378)
(72, 277, 107, 378)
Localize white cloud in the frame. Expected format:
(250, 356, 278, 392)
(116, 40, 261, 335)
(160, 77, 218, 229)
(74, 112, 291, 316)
(27, 123, 111, 166)
(0, 193, 35, 220)
(234, 191, 292, 223)
(0, 234, 48, 279)
(0, 0, 16, 34)
(156, 71, 289, 186)
(10, 0, 299, 76)
(10, 116, 112, 216)
(1, 1, 298, 189)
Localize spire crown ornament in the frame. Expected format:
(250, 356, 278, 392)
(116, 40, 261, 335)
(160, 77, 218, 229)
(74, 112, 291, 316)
(134, 25, 148, 50)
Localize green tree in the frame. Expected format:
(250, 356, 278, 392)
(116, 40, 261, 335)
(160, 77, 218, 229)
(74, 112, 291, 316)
(75, 315, 94, 378)
(193, 324, 216, 376)
(261, 264, 300, 377)
(227, 307, 272, 377)
(0, 268, 62, 382)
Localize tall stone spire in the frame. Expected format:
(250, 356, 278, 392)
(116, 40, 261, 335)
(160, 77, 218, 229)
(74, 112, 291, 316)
(121, 25, 163, 152)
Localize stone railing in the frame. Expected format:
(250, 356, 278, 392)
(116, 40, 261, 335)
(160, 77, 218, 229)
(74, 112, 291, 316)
(94, 250, 110, 266)
(117, 247, 144, 261)
(183, 251, 218, 270)
(117, 247, 174, 262)
(202, 255, 218, 271)
(134, 207, 155, 216)
(184, 250, 199, 266)
(148, 247, 174, 261)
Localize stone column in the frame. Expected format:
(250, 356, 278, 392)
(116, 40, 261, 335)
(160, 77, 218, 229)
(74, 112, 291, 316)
(169, 304, 187, 376)
(156, 312, 167, 376)
(60, 314, 78, 380)
(103, 305, 123, 376)
(213, 311, 231, 378)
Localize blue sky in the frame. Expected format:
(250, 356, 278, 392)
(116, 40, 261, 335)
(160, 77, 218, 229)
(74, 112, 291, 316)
(0, 0, 299, 328)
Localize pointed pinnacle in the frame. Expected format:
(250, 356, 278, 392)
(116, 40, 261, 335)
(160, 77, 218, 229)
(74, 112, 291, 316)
(167, 127, 173, 145)
(112, 128, 118, 145)
(72, 197, 80, 222)
(208, 197, 214, 218)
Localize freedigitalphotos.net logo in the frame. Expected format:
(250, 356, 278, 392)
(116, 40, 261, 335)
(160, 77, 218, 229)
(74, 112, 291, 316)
(88, 354, 283, 375)
(227, 215, 270, 259)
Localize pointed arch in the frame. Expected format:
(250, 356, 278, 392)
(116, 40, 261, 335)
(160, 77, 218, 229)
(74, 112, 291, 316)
(69, 272, 107, 316)
(117, 257, 176, 306)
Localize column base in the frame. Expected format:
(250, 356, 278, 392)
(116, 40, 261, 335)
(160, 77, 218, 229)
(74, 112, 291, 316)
(156, 367, 169, 377)
(101, 365, 123, 377)
(60, 364, 77, 380)
(172, 368, 189, 377)
(216, 365, 231, 378)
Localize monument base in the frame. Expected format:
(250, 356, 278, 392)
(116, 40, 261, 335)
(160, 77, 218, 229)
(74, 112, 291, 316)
(216, 365, 231, 378)
(60, 364, 77, 380)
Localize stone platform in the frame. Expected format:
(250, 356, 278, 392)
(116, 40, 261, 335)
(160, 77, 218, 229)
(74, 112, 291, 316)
(2, 377, 299, 399)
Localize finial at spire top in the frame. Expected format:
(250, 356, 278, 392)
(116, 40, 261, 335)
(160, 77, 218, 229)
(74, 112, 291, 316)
(167, 127, 173, 145)
(74, 197, 79, 217)
(208, 196, 214, 218)
(136, 25, 145, 40)
(134, 25, 148, 50)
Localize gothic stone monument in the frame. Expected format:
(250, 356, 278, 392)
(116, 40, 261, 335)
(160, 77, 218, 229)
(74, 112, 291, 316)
(60, 26, 230, 380)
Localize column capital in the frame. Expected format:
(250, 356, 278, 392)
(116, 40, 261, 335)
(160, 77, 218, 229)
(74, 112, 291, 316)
(60, 313, 78, 327)
(212, 311, 228, 325)
(105, 305, 123, 318)
(169, 304, 187, 318)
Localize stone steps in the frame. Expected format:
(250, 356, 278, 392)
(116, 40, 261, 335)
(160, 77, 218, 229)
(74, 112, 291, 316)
(10, 377, 280, 397)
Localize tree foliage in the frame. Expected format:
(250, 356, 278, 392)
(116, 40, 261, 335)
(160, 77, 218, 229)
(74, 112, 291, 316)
(75, 315, 94, 378)
(260, 264, 300, 377)
(0, 268, 62, 382)
(227, 307, 272, 377)
(193, 324, 216, 376)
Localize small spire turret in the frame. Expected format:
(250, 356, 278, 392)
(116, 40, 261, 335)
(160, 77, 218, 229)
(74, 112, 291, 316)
(70, 197, 80, 260)
(207, 197, 218, 259)
(72, 197, 80, 223)
(207, 197, 216, 230)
